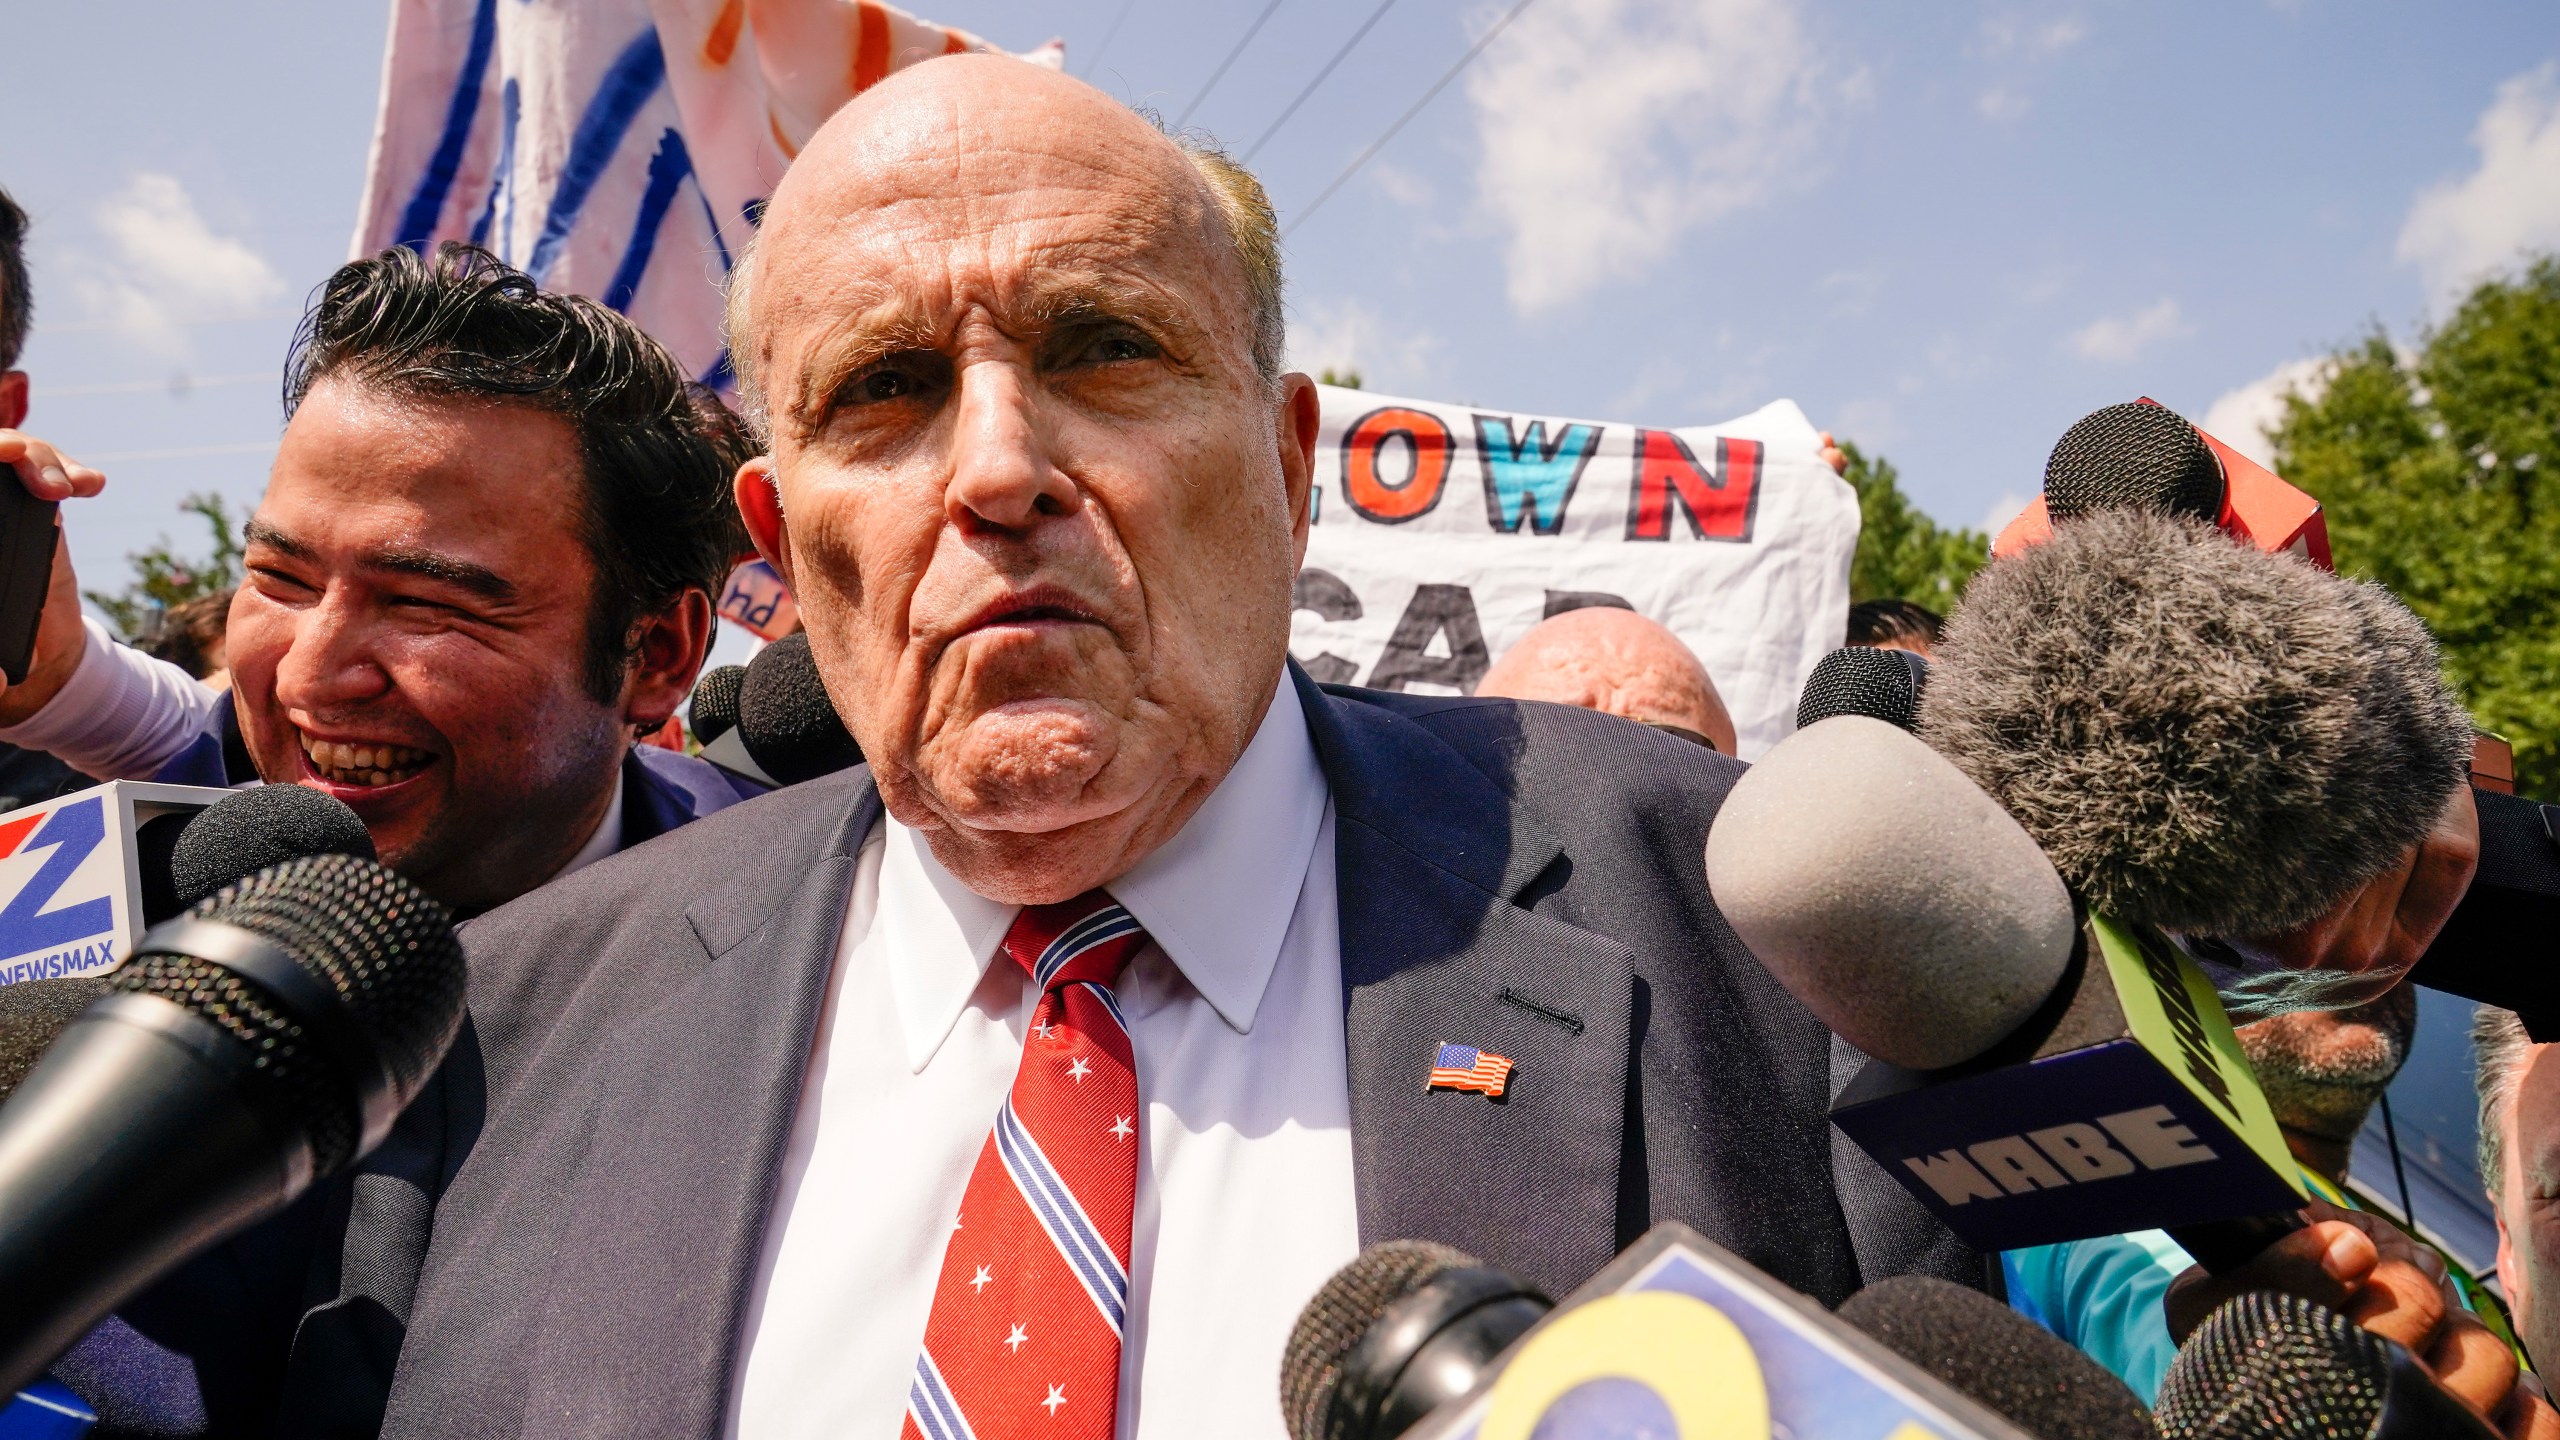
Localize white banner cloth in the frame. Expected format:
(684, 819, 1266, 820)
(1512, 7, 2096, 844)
(1296, 386, 1857, 758)
(352, 0, 1059, 388)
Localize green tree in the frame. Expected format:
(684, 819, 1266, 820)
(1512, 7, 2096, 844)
(83, 491, 244, 641)
(2271, 255, 2560, 798)
(1841, 440, 1989, 608)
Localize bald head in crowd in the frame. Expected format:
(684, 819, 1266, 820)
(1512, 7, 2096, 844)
(1477, 608, 1736, 754)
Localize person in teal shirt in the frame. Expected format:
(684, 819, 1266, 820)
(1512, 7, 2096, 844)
(2004, 989, 2520, 1402)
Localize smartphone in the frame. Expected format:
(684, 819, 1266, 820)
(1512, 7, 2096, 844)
(0, 480, 59, 685)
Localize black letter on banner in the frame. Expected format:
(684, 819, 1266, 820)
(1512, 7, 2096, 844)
(1290, 570, 1365, 686)
(1366, 584, 1490, 694)
(1541, 590, 1634, 619)
(1474, 413, 1602, 535)
(1624, 432, 1763, 543)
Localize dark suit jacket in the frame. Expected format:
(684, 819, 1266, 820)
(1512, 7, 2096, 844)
(266, 671, 1969, 1438)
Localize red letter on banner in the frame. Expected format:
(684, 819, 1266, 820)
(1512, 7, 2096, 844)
(1625, 432, 1762, 542)
(1341, 407, 1455, 524)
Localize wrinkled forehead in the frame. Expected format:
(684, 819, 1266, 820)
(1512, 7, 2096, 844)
(751, 73, 1232, 366)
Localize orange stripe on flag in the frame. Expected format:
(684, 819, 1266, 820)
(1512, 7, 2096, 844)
(0, 811, 42, 860)
(853, 1, 891, 93)
(768, 109, 799, 159)
(943, 30, 967, 56)
(702, 0, 746, 66)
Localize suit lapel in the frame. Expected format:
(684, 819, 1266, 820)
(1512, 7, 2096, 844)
(516, 785, 883, 1438)
(1297, 671, 1636, 1298)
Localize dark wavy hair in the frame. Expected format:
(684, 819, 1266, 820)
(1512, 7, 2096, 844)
(0, 186, 31, 372)
(284, 244, 749, 701)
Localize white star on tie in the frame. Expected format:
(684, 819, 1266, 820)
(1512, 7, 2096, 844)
(1108, 1115, 1133, 1141)
(1043, 1384, 1068, 1416)
(1005, 1324, 1029, 1354)
(1065, 1056, 1092, 1084)
(970, 1264, 993, 1294)
(1031, 1021, 1056, 1040)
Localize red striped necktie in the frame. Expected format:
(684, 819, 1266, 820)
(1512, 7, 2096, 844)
(905, 892, 1149, 1440)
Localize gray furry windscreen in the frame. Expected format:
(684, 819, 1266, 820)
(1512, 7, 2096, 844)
(1918, 509, 2471, 938)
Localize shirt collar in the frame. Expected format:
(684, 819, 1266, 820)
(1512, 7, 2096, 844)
(553, 769, 626, 882)
(884, 676, 1330, 1073)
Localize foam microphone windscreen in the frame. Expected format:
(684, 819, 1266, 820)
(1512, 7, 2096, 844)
(168, 784, 376, 915)
(1280, 1240, 1478, 1440)
(2153, 1290, 2498, 1439)
(1920, 509, 2474, 938)
(690, 664, 746, 745)
(1797, 646, 1930, 732)
(1839, 1276, 2152, 1440)
(2045, 402, 2227, 523)
(0, 977, 107, 1104)
(737, 634, 865, 785)
(112, 853, 463, 1174)
(1705, 714, 2078, 1070)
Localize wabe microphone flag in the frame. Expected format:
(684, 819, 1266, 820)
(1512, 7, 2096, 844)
(353, 0, 1062, 388)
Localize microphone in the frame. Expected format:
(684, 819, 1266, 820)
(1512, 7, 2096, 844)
(1708, 715, 2310, 1268)
(1795, 646, 1929, 732)
(0, 978, 105, 1106)
(1288, 1223, 2048, 1440)
(0, 853, 465, 1393)
(1837, 1275, 2152, 1440)
(698, 634, 863, 787)
(2153, 1290, 2499, 1439)
(158, 782, 375, 922)
(688, 664, 746, 746)
(1280, 1241, 1551, 1440)
(1920, 505, 2472, 946)
(1993, 400, 2334, 568)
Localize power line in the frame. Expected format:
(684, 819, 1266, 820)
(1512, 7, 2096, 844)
(1080, 0, 1142, 77)
(1282, 0, 1535, 238)
(1242, 0, 1400, 163)
(1174, 0, 1288, 129)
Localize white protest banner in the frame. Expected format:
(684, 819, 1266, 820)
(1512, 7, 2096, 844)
(353, 0, 1060, 388)
(1295, 386, 1857, 758)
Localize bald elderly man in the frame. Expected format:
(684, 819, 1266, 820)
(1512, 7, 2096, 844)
(258, 57, 1955, 1439)
(1477, 606, 1737, 754)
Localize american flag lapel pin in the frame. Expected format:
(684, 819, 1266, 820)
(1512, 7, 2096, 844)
(1427, 1042, 1514, 1099)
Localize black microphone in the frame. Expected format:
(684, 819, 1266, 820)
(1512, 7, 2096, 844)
(2153, 1290, 2499, 1439)
(689, 664, 746, 746)
(0, 853, 465, 1392)
(1796, 645, 1930, 732)
(154, 783, 375, 924)
(0, 977, 106, 1105)
(1838, 1276, 2151, 1440)
(2043, 402, 2227, 525)
(699, 634, 864, 787)
(1281, 1241, 1550, 1440)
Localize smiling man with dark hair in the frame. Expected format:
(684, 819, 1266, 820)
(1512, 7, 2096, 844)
(0, 243, 759, 911)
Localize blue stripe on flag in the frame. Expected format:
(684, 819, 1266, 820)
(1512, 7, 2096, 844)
(526, 28, 667, 284)
(395, 0, 500, 252)
(469, 77, 522, 251)
(994, 1100, 1127, 1331)
(602, 128, 692, 313)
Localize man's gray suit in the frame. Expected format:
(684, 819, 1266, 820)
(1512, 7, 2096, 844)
(271, 671, 1970, 1437)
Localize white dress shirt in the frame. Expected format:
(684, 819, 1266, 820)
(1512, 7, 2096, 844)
(730, 678, 1360, 1439)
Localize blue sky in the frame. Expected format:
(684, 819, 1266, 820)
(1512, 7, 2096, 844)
(4, 0, 2556, 648)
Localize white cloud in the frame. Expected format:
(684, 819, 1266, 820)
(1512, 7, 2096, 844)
(2198, 357, 2331, 468)
(2398, 62, 2560, 307)
(1286, 297, 1439, 391)
(69, 174, 284, 356)
(1466, 0, 1830, 313)
(1978, 13, 2087, 57)
(1819, 267, 1885, 317)
(2066, 297, 2192, 363)
(1977, 88, 2031, 122)
(1366, 159, 1435, 208)
(1978, 488, 2032, 537)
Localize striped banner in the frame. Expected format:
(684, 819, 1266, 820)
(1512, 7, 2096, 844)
(352, 0, 1063, 389)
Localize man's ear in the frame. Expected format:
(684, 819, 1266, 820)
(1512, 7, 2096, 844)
(622, 588, 715, 731)
(735, 455, 792, 589)
(1277, 373, 1321, 566)
(0, 372, 27, 430)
